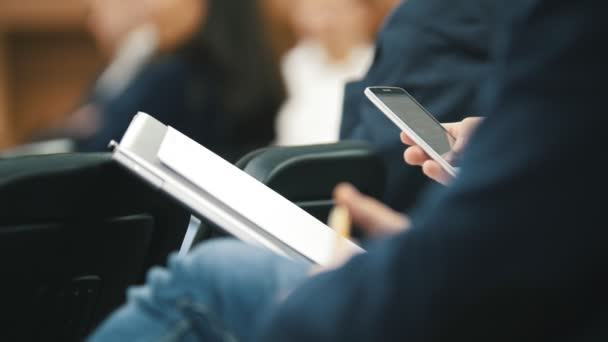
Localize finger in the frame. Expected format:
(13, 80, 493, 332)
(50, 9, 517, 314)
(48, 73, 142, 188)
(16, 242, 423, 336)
(443, 122, 461, 138)
(404, 146, 430, 166)
(400, 132, 417, 146)
(452, 117, 482, 153)
(334, 183, 408, 236)
(333, 183, 361, 208)
(422, 160, 452, 185)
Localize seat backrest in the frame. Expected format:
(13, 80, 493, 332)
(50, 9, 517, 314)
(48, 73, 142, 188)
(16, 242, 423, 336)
(237, 141, 386, 222)
(0, 215, 154, 341)
(0, 153, 190, 341)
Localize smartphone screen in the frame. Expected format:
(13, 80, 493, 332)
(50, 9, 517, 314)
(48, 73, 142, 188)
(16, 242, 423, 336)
(370, 87, 458, 167)
(371, 88, 457, 167)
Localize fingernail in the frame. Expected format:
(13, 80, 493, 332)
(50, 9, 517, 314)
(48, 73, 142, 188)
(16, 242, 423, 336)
(334, 183, 354, 198)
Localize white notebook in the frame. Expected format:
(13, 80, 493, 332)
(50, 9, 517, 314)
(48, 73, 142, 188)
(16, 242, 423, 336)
(111, 113, 363, 265)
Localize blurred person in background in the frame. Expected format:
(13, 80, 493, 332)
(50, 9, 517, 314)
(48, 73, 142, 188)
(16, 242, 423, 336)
(87, 0, 204, 56)
(70, 0, 287, 162)
(274, 0, 400, 146)
(259, 0, 299, 61)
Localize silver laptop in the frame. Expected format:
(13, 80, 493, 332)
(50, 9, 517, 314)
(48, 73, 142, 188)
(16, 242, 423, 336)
(110, 113, 363, 265)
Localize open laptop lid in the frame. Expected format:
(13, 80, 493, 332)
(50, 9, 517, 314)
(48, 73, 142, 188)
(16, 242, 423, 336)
(110, 113, 363, 265)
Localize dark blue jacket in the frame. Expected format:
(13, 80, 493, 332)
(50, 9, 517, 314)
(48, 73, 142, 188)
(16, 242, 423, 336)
(257, 0, 608, 340)
(77, 56, 218, 151)
(341, 0, 492, 211)
(77, 55, 276, 162)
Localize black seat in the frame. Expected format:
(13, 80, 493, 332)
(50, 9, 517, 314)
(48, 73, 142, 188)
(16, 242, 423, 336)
(194, 140, 385, 245)
(237, 140, 386, 222)
(0, 153, 190, 341)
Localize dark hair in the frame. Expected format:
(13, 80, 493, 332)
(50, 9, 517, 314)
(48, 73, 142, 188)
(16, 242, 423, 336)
(181, 0, 286, 152)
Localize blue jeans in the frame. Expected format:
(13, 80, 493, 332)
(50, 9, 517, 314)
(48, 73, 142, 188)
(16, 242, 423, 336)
(88, 239, 311, 342)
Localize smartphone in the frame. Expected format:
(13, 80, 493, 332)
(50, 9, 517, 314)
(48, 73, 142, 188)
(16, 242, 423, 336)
(365, 86, 459, 176)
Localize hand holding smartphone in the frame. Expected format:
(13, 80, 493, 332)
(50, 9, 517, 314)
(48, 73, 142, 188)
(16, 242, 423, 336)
(365, 87, 459, 177)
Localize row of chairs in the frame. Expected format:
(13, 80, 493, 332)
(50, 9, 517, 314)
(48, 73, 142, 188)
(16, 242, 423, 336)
(0, 140, 385, 341)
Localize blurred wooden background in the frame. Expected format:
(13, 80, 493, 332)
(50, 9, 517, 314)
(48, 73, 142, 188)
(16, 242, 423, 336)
(0, 0, 104, 150)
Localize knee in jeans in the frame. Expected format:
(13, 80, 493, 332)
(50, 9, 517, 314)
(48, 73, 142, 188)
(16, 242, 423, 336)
(128, 241, 244, 308)
(171, 238, 280, 289)
(186, 238, 251, 262)
(169, 239, 260, 280)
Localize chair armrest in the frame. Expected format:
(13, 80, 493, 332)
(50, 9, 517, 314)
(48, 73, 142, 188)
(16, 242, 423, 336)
(237, 140, 386, 202)
(0, 139, 75, 159)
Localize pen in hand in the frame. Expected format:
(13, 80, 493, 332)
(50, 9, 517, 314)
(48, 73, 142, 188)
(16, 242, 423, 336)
(327, 205, 354, 267)
(308, 205, 353, 276)
(329, 205, 351, 240)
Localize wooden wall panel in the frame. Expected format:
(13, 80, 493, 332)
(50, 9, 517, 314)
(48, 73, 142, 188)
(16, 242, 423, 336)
(0, 34, 13, 147)
(9, 31, 102, 141)
(0, 0, 104, 149)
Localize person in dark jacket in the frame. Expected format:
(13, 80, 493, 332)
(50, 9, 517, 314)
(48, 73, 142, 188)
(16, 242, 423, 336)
(90, 0, 608, 340)
(256, 0, 608, 339)
(77, 0, 286, 162)
(341, 0, 492, 210)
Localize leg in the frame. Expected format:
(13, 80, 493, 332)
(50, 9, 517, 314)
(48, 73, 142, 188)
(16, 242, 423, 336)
(88, 239, 310, 342)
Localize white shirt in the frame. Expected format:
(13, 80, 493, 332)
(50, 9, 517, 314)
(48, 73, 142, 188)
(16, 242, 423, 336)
(274, 41, 374, 146)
